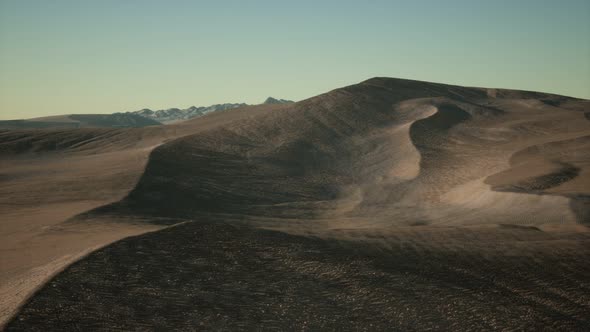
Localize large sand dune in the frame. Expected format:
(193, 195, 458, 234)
(0, 104, 282, 326)
(1, 78, 589, 330)
(0, 113, 162, 129)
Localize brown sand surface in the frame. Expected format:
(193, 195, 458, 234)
(25, 115, 79, 123)
(2, 78, 589, 330)
(0, 104, 282, 327)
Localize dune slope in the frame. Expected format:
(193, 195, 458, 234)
(0, 113, 161, 129)
(4, 78, 590, 330)
(0, 104, 282, 326)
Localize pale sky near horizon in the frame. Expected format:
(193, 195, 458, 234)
(1, 0, 589, 120)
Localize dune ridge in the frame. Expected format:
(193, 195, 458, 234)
(2, 78, 589, 330)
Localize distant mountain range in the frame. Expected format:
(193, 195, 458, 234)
(0, 97, 294, 129)
(130, 97, 294, 124)
(130, 103, 247, 124)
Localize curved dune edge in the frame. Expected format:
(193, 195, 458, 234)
(4, 94, 441, 328)
(5, 215, 590, 330)
(0, 146, 173, 329)
(3, 78, 590, 329)
(484, 135, 590, 224)
(0, 105, 284, 328)
(0, 220, 167, 330)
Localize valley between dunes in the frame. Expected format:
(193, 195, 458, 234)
(1, 78, 589, 330)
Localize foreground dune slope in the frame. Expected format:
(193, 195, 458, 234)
(5, 78, 590, 330)
(0, 104, 280, 326)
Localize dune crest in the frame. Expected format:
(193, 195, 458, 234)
(3, 78, 590, 330)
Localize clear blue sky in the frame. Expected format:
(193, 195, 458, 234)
(1, 0, 589, 119)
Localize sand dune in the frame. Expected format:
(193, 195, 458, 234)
(2, 78, 589, 330)
(0, 104, 283, 326)
(96, 79, 589, 226)
(0, 113, 161, 129)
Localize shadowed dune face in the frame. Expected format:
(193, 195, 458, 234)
(0, 104, 284, 325)
(485, 135, 590, 224)
(100, 78, 590, 227)
(4, 78, 590, 330)
(8, 220, 590, 331)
